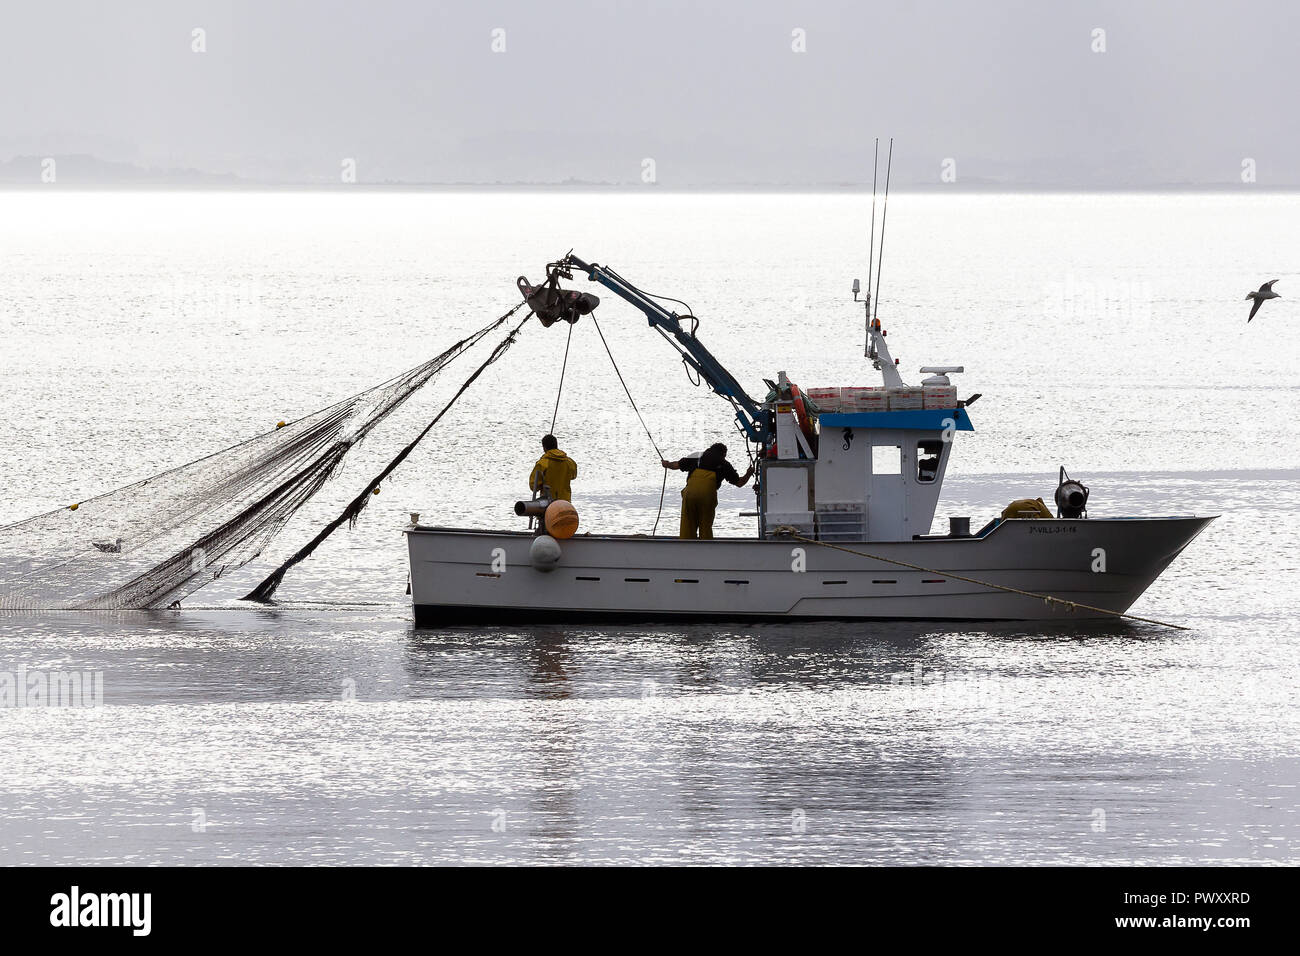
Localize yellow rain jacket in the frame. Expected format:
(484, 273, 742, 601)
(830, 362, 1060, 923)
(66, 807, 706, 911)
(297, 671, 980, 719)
(530, 448, 578, 501)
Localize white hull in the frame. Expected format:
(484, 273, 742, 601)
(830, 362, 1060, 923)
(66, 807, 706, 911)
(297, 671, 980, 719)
(406, 517, 1212, 625)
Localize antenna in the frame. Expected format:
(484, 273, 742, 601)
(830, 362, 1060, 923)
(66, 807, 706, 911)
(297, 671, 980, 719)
(864, 137, 878, 355)
(872, 137, 894, 323)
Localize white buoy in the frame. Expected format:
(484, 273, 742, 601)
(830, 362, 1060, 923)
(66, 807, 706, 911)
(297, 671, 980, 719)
(529, 534, 562, 571)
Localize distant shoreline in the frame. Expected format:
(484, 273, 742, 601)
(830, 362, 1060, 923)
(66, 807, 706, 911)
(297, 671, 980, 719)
(1, 182, 1296, 193)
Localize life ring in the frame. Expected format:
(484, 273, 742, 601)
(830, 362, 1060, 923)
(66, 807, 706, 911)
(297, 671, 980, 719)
(789, 384, 819, 454)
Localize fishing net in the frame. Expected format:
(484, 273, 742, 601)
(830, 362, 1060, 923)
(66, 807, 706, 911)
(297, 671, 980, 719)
(0, 305, 526, 610)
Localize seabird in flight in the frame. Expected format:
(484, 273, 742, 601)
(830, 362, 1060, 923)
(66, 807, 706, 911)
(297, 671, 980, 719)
(1246, 279, 1280, 322)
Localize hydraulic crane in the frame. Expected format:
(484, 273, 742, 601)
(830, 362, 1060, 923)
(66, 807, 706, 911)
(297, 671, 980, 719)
(519, 253, 773, 446)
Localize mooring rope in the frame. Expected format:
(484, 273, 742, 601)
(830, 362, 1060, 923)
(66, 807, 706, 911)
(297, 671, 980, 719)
(775, 528, 1188, 630)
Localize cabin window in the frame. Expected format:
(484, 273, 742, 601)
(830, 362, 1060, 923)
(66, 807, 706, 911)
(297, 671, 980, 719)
(871, 445, 901, 475)
(916, 440, 943, 483)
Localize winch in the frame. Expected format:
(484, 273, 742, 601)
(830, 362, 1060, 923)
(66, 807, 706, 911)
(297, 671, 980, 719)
(1054, 466, 1090, 519)
(514, 494, 580, 541)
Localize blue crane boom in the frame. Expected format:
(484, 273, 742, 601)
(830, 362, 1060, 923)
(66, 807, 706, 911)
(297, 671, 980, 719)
(559, 253, 771, 445)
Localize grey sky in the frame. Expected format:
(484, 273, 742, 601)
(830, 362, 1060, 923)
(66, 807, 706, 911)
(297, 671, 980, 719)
(1, 0, 1295, 186)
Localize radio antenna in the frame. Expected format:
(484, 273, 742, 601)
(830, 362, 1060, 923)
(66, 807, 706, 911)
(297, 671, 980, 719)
(864, 138, 879, 355)
(872, 137, 894, 323)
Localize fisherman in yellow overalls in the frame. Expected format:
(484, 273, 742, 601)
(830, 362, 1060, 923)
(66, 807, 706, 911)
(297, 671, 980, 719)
(530, 434, 578, 501)
(661, 442, 754, 539)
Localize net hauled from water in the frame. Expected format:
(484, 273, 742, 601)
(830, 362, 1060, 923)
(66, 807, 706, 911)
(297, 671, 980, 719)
(0, 305, 524, 611)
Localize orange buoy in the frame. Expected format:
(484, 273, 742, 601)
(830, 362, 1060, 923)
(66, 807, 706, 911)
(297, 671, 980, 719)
(544, 500, 579, 539)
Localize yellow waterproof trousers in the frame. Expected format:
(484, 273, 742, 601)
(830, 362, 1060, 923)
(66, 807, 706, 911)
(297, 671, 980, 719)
(680, 469, 719, 539)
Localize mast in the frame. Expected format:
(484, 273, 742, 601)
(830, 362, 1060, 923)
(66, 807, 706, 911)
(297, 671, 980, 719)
(864, 137, 878, 356)
(856, 137, 903, 388)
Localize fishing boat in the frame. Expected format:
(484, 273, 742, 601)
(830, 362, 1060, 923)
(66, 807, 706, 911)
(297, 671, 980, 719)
(406, 252, 1214, 625)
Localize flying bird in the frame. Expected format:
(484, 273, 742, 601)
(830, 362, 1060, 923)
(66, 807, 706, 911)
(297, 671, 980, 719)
(1246, 279, 1280, 322)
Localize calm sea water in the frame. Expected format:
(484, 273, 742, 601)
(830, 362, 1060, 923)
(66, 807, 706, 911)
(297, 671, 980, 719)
(0, 190, 1296, 864)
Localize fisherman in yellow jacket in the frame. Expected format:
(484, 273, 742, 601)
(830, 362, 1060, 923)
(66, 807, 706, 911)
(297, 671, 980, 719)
(661, 442, 753, 539)
(530, 434, 578, 502)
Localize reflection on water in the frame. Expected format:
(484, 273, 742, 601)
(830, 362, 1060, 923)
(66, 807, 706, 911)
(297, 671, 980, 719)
(0, 606, 1294, 865)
